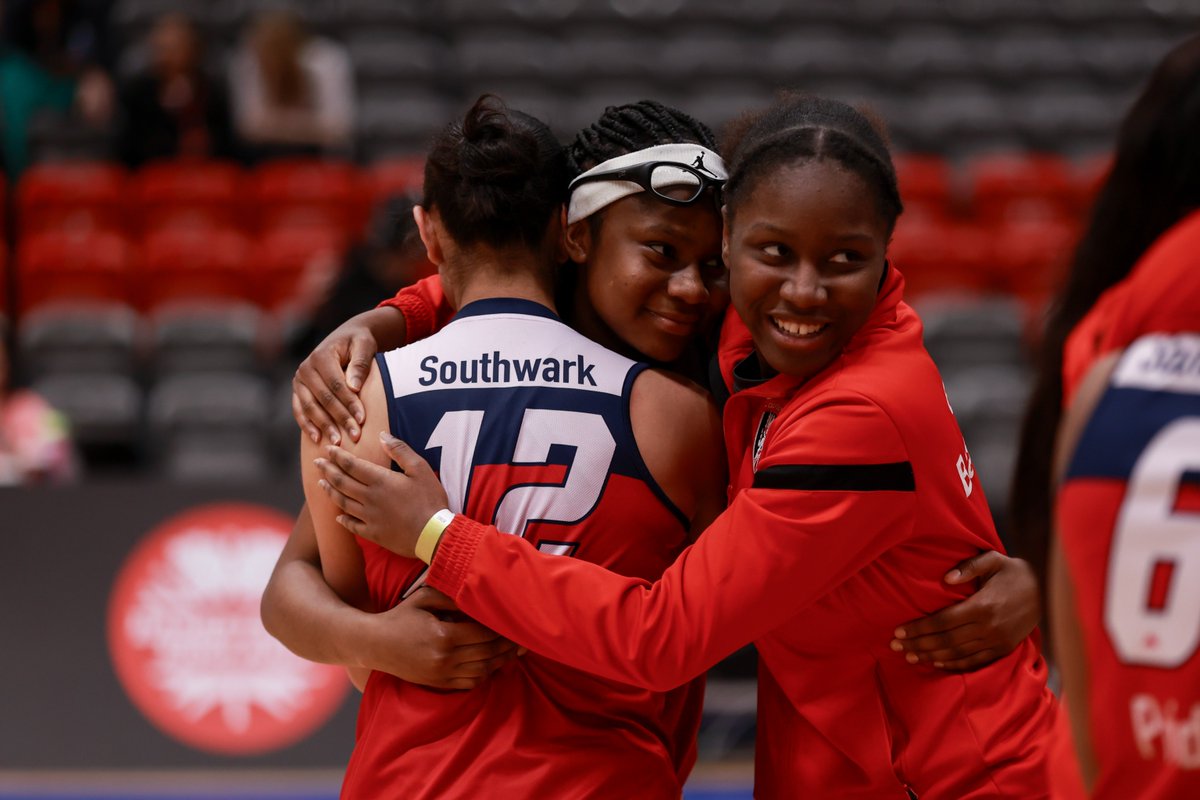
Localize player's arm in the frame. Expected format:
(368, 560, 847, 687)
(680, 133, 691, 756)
(262, 504, 374, 689)
(1049, 351, 1121, 790)
(336, 395, 915, 691)
(293, 274, 452, 446)
(261, 504, 520, 691)
(630, 369, 727, 537)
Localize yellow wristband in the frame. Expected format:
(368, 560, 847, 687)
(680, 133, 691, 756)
(415, 508, 454, 564)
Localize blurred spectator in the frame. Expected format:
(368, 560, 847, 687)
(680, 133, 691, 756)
(114, 13, 239, 167)
(228, 10, 355, 162)
(290, 193, 429, 359)
(0, 330, 78, 485)
(0, 0, 114, 175)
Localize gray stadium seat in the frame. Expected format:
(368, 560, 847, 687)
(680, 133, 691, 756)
(149, 301, 269, 376)
(33, 372, 144, 451)
(917, 295, 1029, 373)
(357, 90, 457, 160)
(341, 0, 429, 29)
(147, 371, 275, 480)
(885, 26, 980, 82)
(348, 31, 448, 91)
(453, 29, 560, 83)
(18, 301, 143, 382)
(553, 26, 661, 82)
(982, 27, 1082, 84)
(763, 28, 881, 85)
(658, 27, 762, 84)
(160, 431, 275, 481)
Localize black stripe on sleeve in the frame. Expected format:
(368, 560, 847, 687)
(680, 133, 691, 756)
(752, 462, 916, 492)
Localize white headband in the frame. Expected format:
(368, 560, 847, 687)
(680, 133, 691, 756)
(566, 143, 727, 224)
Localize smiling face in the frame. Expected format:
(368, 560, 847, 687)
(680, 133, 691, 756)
(726, 158, 890, 382)
(567, 190, 727, 363)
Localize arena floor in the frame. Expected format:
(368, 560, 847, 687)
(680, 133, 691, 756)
(0, 763, 756, 799)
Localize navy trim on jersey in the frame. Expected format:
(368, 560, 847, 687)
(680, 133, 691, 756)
(622, 362, 691, 531)
(375, 351, 402, 471)
(451, 297, 560, 322)
(1067, 384, 1200, 480)
(753, 462, 916, 491)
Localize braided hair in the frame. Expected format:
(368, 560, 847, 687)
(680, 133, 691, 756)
(722, 93, 903, 233)
(567, 100, 716, 177)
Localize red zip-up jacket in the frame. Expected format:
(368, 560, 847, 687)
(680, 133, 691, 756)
(427, 268, 1057, 798)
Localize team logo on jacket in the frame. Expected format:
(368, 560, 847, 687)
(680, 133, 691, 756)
(107, 503, 349, 755)
(752, 411, 777, 472)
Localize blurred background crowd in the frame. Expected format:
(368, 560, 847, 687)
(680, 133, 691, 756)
(0, 0, 1192, 523)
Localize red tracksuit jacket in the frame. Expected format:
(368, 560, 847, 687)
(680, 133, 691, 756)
(427, 268, 1057, 798)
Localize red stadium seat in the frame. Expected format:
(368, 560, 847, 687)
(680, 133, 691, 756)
(250, 160, 363, 236)
(967, 153, 1077, 225)
(17, 162, 129, 237)
(365, 157, 424, 206)
(252, 225, 345, 311)
(132, 161, 247, 235)
(16, 229, 134, 314)
(893, 154, 957, 223)
(989, 218, 1079, 306)
(139, 226, 254, 310)
(888, 218, 992, 301)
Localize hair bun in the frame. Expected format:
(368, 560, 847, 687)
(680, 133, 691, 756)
(459, 96, 539, 184)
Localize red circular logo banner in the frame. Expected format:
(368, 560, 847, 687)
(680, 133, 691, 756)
(108, 503, 349, 755)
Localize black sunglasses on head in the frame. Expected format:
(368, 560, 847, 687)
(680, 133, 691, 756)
(569, 161, 725, 207)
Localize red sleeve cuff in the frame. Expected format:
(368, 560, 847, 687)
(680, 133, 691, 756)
(427, 516, 487, 599)
(378, 292, 435, 344)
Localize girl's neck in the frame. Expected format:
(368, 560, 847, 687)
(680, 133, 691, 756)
(449, 247, 556, 311)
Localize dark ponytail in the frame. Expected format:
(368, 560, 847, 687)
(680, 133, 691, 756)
(423, 95, 568, 249)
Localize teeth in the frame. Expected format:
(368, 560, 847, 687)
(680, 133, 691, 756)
(772, 318, 824, 336)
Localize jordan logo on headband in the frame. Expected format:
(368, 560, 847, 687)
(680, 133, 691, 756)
(692, 151, 717, 177)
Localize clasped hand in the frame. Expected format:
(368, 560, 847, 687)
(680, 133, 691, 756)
(314, 432, 449, 560)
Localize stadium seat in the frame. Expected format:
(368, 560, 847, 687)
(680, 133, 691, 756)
(15, 229, 134, 314)
(250, 160, 363, 236)
(364, 157, 424, 208)
(989, 217, 1078, 304)
(893, 154, 957, 223)
(980, 26, 1080, 85)
(359, 90, 460, 161)
(17, 301, 143, 381)
(885, 26, 979, 83)
(888, 219, 992, 300)
(32, 371, 144, 451)
(149, 300, 269, 376)
(138, 226, 253, 309)
(658, 27, 760, 84)
(346, 30, 447, 93)
(147, 371, 274, 481)
(917, 294, 1030, 373)
(967, 153, 1078, 224)
(252, 225, 345, 310)
(131, 161, 246, 235)
(17, 162, 128, 237)
(555, 25, 660, 82)
(453, 29, 559, 84)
